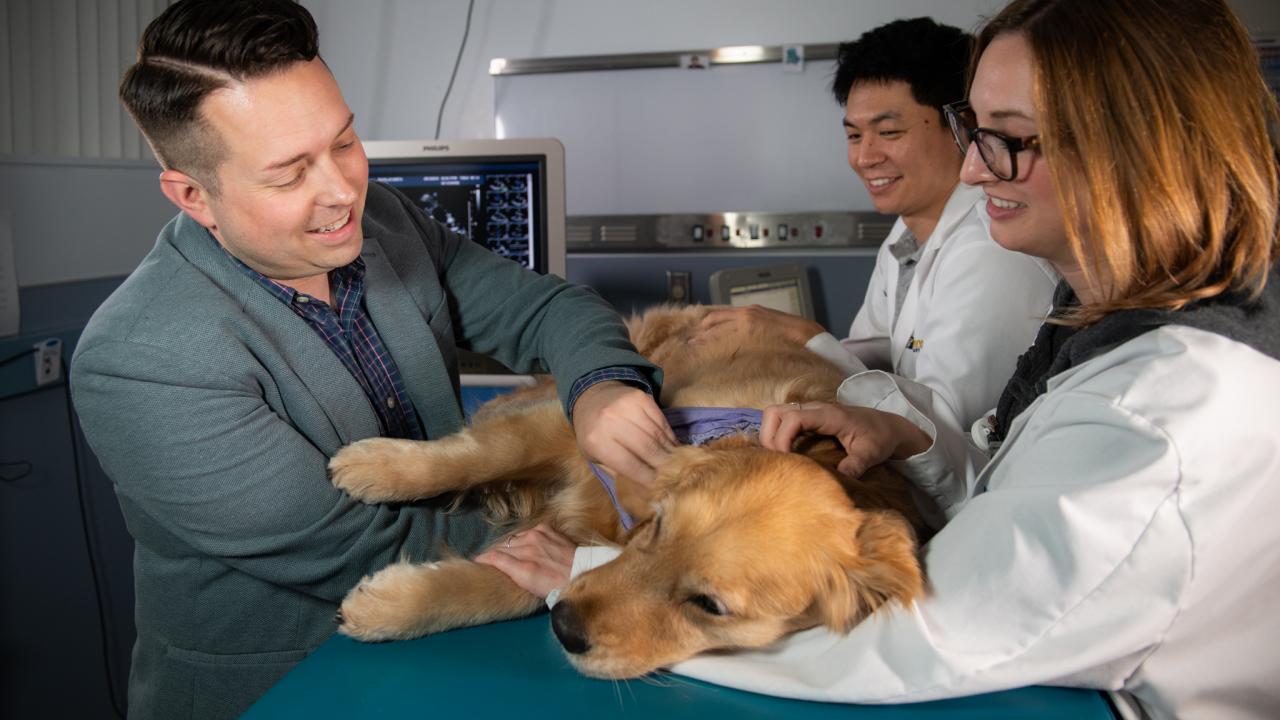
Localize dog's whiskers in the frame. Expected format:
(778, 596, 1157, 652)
(639, 670, 695, 690)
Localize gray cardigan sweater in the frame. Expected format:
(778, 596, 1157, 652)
(71, 182, 657, 719)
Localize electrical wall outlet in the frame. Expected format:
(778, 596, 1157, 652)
(34, 338, 62, 386)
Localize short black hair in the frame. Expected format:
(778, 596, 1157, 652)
(831, 17, 972, 118)
(119, 0, 320, 192)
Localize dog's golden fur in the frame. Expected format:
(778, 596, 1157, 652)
(328, 304, 926, 678)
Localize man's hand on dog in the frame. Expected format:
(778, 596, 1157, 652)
(761, 401, 932, 477)
(475, 524, 575, 598)
(695, 305, 826, 346)
(572, 380, 677, 487)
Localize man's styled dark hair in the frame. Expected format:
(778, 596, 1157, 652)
(119, 0, 320, 193)
(831, 17, 971, 118)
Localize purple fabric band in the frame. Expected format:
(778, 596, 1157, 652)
(664, 406, 765, 446)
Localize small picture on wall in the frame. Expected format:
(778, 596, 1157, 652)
(680, 54, 709, 70)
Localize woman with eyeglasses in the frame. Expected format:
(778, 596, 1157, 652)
(670, 0, 1280, 716)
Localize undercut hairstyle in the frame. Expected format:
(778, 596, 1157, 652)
(830, 17, 972, 119)
(975, 0, 1279, 323)
(119, 0, 320, 194)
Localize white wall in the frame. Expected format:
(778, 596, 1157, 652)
(311, 0, 1280, 143)
(2, 0, 1278, 288)
(0, 157, 171, 288)
(314, 0, 1280, 216)
(310, 0, 1008, 142)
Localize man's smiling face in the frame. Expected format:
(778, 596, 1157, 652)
(843, 80, 962, 230)
(198, 58, 369, 291)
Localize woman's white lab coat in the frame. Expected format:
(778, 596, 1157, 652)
(670, 325, 1280, 720)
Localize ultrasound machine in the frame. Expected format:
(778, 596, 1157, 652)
(363, 137, 566, 278)
(363, 138, 568, 406)
(363, 137, 563, 394)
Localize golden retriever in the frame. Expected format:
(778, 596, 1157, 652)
(328, 304, 926, 678)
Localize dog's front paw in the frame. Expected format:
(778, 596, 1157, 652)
(337, 559, 544, 642)
(337, 561, 446, 641)
(329, 437, 429, 503)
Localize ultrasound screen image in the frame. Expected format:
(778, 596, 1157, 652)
(368, 160, 541, 270)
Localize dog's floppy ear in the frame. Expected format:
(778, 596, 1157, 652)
(653, 444, 724, 492)
(618, 444, 723, 526)
(814, 510, 924, 633)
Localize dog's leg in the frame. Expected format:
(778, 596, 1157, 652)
(330, 399, 576, 503)
(336, 558, 545, 641)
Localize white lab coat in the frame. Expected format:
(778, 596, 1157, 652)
(806, 183, 1058, 515)
(658, 325, 1280, 720)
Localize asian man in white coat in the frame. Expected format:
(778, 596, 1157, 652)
(696, 18, 1057, 522)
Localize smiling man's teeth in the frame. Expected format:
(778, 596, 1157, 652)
(869, 178, 895, 187)
(990, 197, 1023, 210)
(311, 213, 349, 234)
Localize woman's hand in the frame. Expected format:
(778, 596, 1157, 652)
(760, 401, 931, 477)
(475, 523, 576, 599)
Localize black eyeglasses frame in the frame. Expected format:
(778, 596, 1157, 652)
(943, 100, 1041, 181)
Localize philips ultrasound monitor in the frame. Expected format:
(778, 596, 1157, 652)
(363, 138, 565, 378)
(362, 138, 566, 278)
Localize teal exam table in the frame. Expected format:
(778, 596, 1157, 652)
(244, 614, 1116, 719)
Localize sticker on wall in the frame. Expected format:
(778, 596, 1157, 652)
(782, 45, 805, 74)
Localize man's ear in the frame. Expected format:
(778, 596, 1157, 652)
(158, 169, 217, 230)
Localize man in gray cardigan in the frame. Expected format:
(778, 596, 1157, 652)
(70, 1, 674, 717)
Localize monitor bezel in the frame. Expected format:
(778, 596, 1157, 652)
(708, 263, 816, 320)
(362, 138, 567, 278)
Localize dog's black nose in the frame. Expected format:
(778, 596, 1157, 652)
(551, 601, 591, 655)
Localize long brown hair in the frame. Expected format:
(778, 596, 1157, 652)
(975, 0, 1279, 322)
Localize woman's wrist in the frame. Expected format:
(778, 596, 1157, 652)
(888, 412, 932, 459)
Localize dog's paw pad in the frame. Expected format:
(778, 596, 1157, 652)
(328, 438, 420, 502)
(336, 575, 404, 641)
(336, 563, 447, 642)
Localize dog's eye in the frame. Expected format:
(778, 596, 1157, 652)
(687, 593, 729, 616)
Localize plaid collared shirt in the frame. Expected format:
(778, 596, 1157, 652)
(229, 254, 426, 440)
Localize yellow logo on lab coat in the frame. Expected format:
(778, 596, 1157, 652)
(905, 335, 924, 352)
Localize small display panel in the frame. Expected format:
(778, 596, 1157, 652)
(709, 263, 815, 320)
(728, 279, 806, 317)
